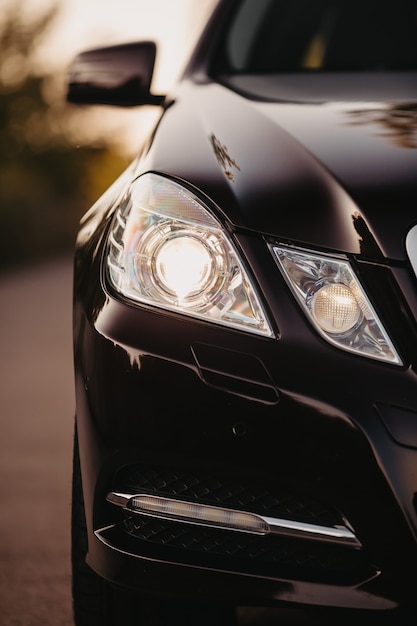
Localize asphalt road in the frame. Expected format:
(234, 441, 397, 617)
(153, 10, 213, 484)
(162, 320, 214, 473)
(0, 257, 75, 626)
(0, 257, 343, 625)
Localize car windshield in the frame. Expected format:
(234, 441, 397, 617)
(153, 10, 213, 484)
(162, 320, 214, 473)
(218, 0, 417, 73)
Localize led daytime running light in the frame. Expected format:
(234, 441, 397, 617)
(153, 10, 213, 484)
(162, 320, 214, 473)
(106, 492, 361, 546)
(129, 494, 269, 535)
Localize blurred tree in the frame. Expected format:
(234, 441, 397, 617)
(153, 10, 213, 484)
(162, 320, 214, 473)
(0, 1, 130, 270)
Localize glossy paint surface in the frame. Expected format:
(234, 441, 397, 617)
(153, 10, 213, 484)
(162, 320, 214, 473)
(71, 0, 417, 614)
(141, 76, 417, 259)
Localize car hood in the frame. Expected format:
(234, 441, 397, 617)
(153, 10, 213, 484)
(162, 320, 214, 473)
(144, 73, 417, 261)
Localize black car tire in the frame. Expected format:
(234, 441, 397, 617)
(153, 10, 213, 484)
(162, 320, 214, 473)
(71, 429, 238, 626)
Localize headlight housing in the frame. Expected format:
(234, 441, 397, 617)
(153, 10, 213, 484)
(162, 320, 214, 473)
(271, 245, 402, 365)
(106, 173, 273, 337)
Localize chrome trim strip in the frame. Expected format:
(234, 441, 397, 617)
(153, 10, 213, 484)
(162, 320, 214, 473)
(107, 492, 361, 548)
(262, 515, 359, 546)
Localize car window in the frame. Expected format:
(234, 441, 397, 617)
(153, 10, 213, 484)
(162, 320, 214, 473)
(221, 0, 417, 73)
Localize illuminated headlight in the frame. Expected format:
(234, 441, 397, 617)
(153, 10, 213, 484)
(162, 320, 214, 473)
(106, 173, 273, 336)
(271, 245, 402, 364)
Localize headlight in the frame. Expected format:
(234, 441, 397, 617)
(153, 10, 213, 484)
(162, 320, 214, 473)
(106, 173, 273, 337)
(271, 245, 402, 365)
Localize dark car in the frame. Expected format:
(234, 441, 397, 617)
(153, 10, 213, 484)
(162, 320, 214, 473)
(67, 1, 417, 624)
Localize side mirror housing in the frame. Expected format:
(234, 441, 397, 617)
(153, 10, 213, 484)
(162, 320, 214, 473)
(67, 41, 165, 107)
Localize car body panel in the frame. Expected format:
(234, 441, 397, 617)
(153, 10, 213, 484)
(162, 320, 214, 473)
(137, 77, 417, 260)
(69, 0, 417, 615)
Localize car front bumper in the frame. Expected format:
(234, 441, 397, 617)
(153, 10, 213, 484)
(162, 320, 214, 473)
(73, 260, 417, 610)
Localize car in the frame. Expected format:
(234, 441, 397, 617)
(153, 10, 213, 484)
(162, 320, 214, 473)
(66, 0, 417, 624)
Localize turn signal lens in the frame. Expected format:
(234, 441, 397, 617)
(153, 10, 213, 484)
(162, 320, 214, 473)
(271, 245, 401, 364)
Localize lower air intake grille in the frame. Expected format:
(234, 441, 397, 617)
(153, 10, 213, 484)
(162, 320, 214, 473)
(112, 465, 374, 584)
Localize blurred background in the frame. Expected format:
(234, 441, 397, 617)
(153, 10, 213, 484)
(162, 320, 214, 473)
(0, 0, 216, 272)
(0, 3, 223, 625)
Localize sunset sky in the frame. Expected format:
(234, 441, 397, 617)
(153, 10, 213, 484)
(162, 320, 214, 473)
(7, 0, 218, 153)
(27, 0, 217, 90)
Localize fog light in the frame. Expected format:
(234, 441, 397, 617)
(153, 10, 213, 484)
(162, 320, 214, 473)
(271, 244, 402, 364)
(311, 283, 361, 334)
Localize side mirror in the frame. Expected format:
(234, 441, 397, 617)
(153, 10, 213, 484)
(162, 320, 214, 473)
(67, 41, 165, 107)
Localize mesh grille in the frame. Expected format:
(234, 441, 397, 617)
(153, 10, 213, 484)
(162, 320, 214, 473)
(113, 465, 371, 583)
(120, 515, 370, 583)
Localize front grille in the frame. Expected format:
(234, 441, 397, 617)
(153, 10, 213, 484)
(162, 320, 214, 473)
(112, 465, 374, 584)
